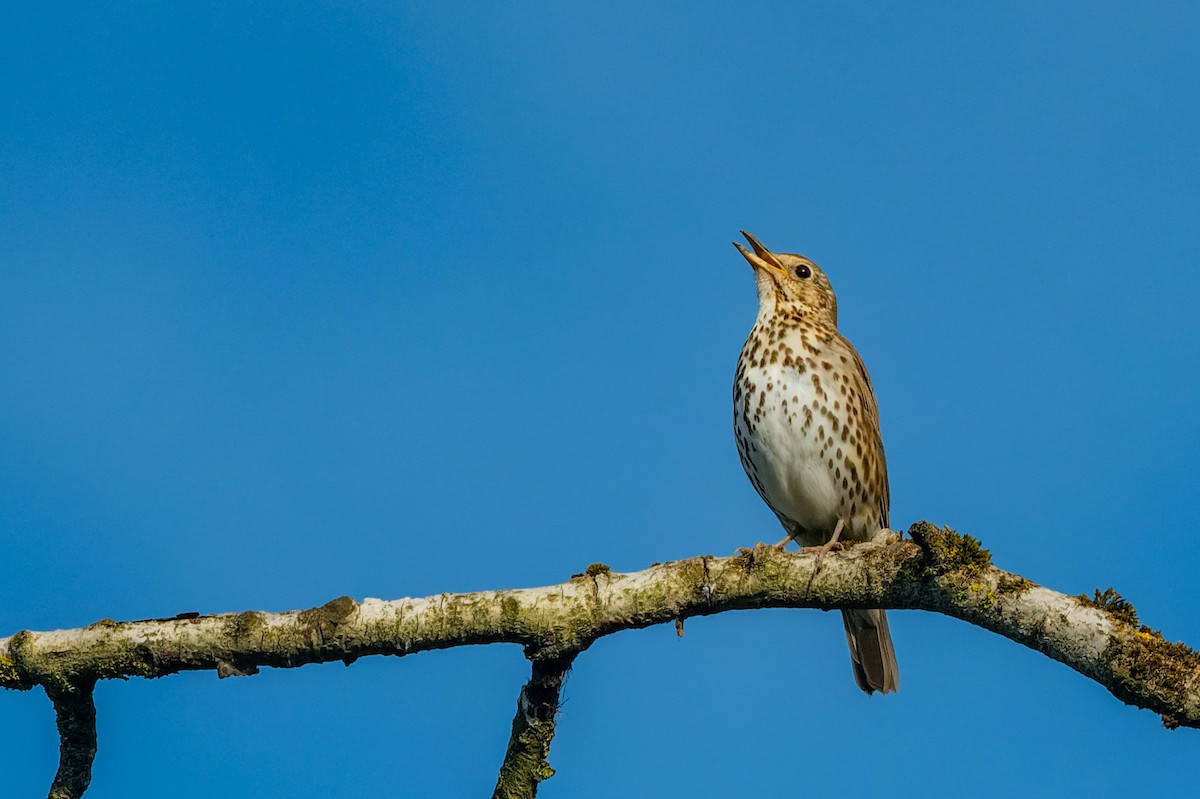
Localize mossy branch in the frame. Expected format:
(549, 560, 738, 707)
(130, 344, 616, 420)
(493, 654, 575, 799)
(46, 680, 97, 799)
(3, 522, 1199, 797)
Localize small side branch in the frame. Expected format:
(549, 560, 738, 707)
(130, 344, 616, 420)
(46, 681, 97, 799)
(493, 653, 577, 799)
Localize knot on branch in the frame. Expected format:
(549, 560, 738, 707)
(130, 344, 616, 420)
(1, 630, 36, 690)
(298, 595, 358, 651)
(216, 660, 261, 679)
(908, 521, 991, 576)
(299, 595, 357, 627)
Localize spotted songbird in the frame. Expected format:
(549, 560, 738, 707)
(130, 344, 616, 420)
(732, 231, 899, 694)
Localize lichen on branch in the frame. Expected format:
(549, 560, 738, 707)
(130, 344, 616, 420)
(3, 522, 1199, 798)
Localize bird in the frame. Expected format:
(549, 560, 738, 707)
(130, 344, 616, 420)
(731, 230, 899, 694)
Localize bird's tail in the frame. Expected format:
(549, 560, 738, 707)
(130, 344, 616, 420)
(841, 608, 899, 695)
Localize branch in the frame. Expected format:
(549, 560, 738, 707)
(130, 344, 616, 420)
(45, 680, 97, 799)
(493, 654, 575, 799)
(3, 523, 1199, 797)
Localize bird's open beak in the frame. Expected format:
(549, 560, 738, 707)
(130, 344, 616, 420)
(733, 230, 786, 276)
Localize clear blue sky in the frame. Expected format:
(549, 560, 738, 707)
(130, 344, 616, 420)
(3, 3, 1198, 796)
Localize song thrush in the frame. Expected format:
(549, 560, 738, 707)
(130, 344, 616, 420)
(732, 231, 899, 694)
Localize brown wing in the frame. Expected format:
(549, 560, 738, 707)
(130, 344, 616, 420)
(844, 338, 890, 530)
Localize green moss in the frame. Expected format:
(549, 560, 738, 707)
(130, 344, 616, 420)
(673, 558, 709, 590)
(1158, 637, 1199, 660)
(908, 522, 992, 576)
(0, 653, 23, 687)
(6, 631, 35, 688)
(230, 611, 267, 639)
(944, 533, 990, 573)
(494, 724, 557, 798)
(98, 644, 157, 681)
(298, 596, 357, 629)
(979, 590, 997, 610)
(441, 595, 466, 632)
(997, 574, 1034, 594)
(1076, 588, 1194, 658)
(1100, 623, 1200, 728)
(85, 618, 119, 630)
(1077, 587, 1140, 627)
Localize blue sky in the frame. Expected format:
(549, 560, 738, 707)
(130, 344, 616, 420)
(2, 3, 1199, 796)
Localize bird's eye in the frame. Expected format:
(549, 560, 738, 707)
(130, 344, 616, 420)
(795, 265, 812, 279)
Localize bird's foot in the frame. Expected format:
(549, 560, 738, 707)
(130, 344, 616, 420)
(735, 541, 772, 558)
(801, 540, 845, 572)
(735, 531, 798, 557)
(801, 518, 847, 573)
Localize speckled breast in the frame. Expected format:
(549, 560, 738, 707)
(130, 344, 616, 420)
(733, 318, 887, 543)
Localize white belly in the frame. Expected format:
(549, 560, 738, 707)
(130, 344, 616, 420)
(734, 361, 841, 540)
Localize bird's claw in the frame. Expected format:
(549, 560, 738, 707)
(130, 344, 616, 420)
(734, 541, 782, 562)
(800, 518, 848, 574)
(802, 541, 845, 573)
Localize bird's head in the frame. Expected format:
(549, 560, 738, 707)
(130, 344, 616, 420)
(733, 231, 837, 326)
